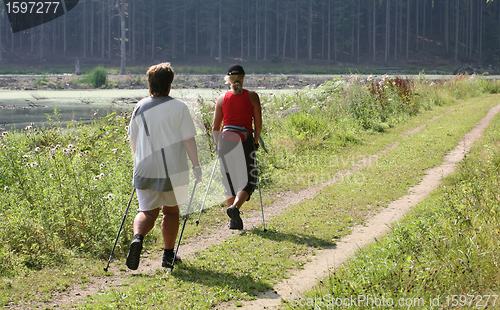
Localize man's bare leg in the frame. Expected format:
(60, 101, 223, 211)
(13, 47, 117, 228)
(161, 205, 180, 250)
(133, 209, 160, 236)
(161, 205, 180, 267)
(127, 209, 160, 270)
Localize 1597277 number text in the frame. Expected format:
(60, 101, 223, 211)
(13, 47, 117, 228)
(5, 2, 61, 14)
(445, 295, 498, 307)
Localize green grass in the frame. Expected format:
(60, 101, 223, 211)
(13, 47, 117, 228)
(1, 75, 500, 308)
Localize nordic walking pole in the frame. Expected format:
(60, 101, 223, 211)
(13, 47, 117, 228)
(257, 169, 267, 232)
(254, 137, 268, 232)
(171, 180, 199, 271)
(195, 157, 219, 226)
(104, 188, 136, 272)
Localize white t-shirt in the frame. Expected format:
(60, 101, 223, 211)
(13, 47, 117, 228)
(128, 96, 196, 192)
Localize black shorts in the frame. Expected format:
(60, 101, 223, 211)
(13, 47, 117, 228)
(218, 135, 257, 199)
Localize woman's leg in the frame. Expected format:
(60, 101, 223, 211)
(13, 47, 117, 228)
(226, 196, 236, 208)
(232, 190, 249, 209)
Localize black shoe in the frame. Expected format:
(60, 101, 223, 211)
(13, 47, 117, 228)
(227, 205, 243, 230)
(162, 250, 183, 268)
(126, 235, 143, 270)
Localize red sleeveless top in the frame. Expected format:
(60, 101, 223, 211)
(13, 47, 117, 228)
(222, 89, 253, 134)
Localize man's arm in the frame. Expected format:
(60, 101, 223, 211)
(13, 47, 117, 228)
(130, 136, 137, 153)
(182, 137, 202, 182)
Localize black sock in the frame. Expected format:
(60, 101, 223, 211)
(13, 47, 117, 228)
(163, 248, 174, 256)
(133, 234, 144, 241)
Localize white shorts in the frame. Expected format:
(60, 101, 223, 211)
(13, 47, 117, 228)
(136, 186, 188, 211)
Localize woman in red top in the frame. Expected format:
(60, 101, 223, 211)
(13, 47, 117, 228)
(212, 64, 262, 230)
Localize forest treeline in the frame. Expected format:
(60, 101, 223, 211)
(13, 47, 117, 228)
(0, 0, 499, 69)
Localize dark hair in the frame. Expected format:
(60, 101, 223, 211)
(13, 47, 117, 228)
(147, 62, 174, 97)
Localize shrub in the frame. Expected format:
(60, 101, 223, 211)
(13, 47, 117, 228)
(479, 79, 500, 94)
(86, 66, 108, 88)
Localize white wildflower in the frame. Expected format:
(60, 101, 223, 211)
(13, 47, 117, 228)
(4, 186, 8, 191)
(103, 193, 115, 200)
(30, 162, 38, 168)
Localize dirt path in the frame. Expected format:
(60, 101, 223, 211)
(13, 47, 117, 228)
(31, 102, 499, 309)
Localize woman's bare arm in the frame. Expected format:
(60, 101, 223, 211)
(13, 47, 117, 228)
(212, 94, 225, 147)
(249, 91, 262, 143)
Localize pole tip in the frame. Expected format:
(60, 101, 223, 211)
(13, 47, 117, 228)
(195, 220, 199, 226)
(104, 268, 108, 272)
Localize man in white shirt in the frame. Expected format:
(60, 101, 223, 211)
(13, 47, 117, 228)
(127, 62, 202, 270)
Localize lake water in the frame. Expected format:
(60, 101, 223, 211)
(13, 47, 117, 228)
(0, 88, 297, 130)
